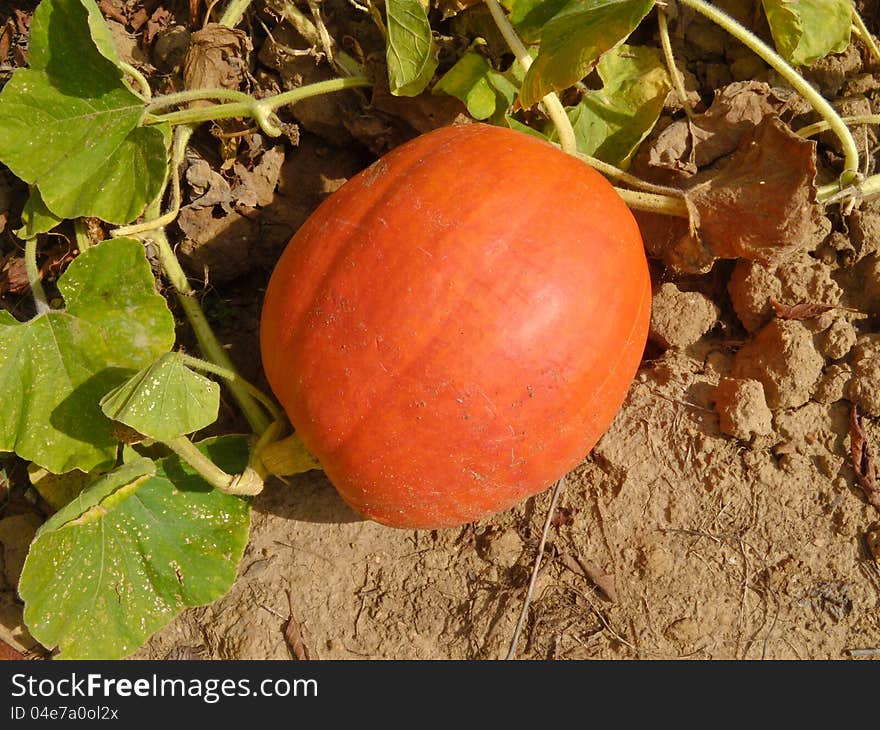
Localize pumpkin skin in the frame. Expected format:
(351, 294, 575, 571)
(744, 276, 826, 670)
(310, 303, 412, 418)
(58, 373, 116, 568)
(260, 123, 651, 529)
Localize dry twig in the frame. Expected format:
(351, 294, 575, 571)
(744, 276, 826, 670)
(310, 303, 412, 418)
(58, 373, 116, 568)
(506, 476, 565, 660)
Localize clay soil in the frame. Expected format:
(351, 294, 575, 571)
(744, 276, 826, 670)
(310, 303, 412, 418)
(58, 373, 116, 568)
(2, 0, 880, 660)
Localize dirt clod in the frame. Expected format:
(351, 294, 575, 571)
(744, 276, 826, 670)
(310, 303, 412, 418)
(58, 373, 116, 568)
(848, 337, 880, 417)
(731, 319, 825, 409)
(714, 377, 773, 441)
(649, 282, 719, 349)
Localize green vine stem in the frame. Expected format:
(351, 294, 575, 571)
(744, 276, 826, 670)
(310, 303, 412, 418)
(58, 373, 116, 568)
(852, 2, 880, 66)
(615, 187, 690, 216)
(143, 229, 272, 435)
(24, 237, 49, 315)
(144, 88, 256, 113)
(218, 0, 253, 27)
(120, 61, 152, 102)
(177, 352, 285, 424)
(576, 152, 688, 198)
(658, 7, 694, 118)
(164, 435, 264, 494)
(797, 113, 880, 138)
(483, 0, 686, 215)
(144, 77, 371, 135)
(115, 125, 193, 238)
(73, 218, 92, 252)
(484, 0, 578, 155)
(679, 0, 860, 187)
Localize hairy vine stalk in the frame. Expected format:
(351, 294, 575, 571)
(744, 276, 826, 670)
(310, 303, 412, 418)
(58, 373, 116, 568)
(24, 237, 49, 315)
(484, 0, 687, 217)
(484, 0, 578, 155)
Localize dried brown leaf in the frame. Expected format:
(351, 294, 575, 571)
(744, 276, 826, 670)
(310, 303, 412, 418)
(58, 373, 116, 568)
(0, 639, 25, 661)
(770, 299, 837, 321)
(39, 243, 77, 281)
(1, 256, 29, 296)
(284, 591, 316, 661)
(0, 19, 15, 61)
(850, 406, 880, 511)
(684, 116, 825, 265)
(646, 81, 784, 177)
(183, 24, 251, 101)
(559, 554, 618, 602)
(231, 145, 285, 208)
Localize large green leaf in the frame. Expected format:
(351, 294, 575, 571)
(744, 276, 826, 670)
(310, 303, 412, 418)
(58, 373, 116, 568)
(386, 0, 439, 96)
(0, 0, 169, 223)
(560, 45, 670, 167)
(0, 239, 175, 473)
(509, 0, 569, 42)
(19, 437, 252, 659)
(519, 0, 654, 107)
(100, 353, 221, 442)
(761, 0, 851, 66)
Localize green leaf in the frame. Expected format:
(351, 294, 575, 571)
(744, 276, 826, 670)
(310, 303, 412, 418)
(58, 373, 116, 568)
(20, 437, 252, 659)
(0, 238, 175, 473)
(386, 0, 439, 96)
(519, 0, 655, 108)
(434, 52, 509, 120)
(100, 353, 221, 442)
(0, 0, 169, 223)
(28, 0, 125, 76)
(509, 0, 569, 42)
(761, 0, 851, 66)
(560, 45, 670, 167)
(16, 189, 64, 239)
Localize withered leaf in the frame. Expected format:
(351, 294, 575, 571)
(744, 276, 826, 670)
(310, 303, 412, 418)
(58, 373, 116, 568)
(183, 24, 251, 101)
(559, 553, 618, 602)
(0, 639, 25, 660)
(684, 115, 825, 264)
(850, 406, 880, 510)
(770, 299, 837, 321)
(0, 19, 15, 61)
(284, 591, 316, 661)
(1, 255, 29, 296)
(646, 81, 784, 177)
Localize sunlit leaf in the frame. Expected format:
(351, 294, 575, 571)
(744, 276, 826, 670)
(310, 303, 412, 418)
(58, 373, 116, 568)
(0, 0, 169, 223)
(519, 0, 654, 107)
(560, 45, 670, 167)
(100, 353, 221, 442)
(386, 0, 439, 96)
(0, 239, 175, 473)
(20, 437, 251, 659)
(761, 0, 851, 66)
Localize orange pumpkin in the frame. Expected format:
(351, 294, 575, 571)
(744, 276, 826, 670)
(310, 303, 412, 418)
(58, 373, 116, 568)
(260, 124, 650, 528)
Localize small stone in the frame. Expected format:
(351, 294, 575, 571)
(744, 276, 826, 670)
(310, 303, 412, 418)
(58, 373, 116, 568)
(714, 378, 773, 440)
(649, 283, 719, 349)
(731, 319, 824, 408)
